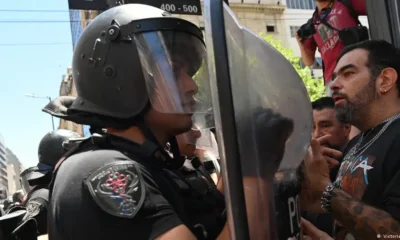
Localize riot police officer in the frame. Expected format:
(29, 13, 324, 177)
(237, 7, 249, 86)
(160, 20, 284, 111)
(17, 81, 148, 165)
(19, 129, 81, 235)
(43, 4, 227, 240)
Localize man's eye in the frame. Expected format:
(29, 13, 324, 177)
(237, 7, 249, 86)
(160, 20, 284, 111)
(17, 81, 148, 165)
(343, 71, 354, 77)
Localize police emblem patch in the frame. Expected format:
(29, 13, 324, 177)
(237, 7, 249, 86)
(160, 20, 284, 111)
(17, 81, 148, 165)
(26, 200, 42, 218)
(85, 160, 145, 218)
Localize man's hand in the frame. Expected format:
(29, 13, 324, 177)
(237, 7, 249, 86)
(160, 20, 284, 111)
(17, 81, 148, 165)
(254, 108, 294, 175)
(300, 135, 341, 212)
(296, 30, 316, 66)
(304, 135, 341, 194)
(296, 31, 305, 46)
(302, 218, 333, 240)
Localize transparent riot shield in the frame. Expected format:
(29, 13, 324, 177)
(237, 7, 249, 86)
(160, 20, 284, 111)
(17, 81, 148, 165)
(204, 0, 313, 239)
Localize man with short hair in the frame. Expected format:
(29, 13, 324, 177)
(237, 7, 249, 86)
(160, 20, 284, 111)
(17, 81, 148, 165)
(302, 40, 400, 240)
(304, 96, 351, 236)
(312, 96, 351, 182)
(312, 97, 350, 151)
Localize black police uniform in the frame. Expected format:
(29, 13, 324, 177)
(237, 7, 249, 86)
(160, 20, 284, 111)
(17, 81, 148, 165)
(23, 186, 49, 235)
(42, 2, 221, 239)
(49, 134, 225, 240)
(18, 129, 81, 236)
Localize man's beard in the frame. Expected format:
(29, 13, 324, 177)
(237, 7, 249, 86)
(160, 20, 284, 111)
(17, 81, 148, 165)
(334, 79, 378, 125)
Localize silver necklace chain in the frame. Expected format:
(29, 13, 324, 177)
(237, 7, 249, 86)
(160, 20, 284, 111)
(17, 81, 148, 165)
(336, 113, 400, 184)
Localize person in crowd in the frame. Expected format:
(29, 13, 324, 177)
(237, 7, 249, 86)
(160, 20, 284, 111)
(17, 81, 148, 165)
(303, 96, 351, 236)
(301, 40, 400, 240)
(297, 0, 367, 85)
(20, 129, 81, 236)
(297, 0, 368, 139)
(312, 96, 350, 180)
(40, 3, 293, 238)
(12, 190, 24, 205)
(44, 4, 228, 240)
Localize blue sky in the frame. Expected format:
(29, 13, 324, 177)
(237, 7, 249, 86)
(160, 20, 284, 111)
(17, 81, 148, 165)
(0, 0, 73, 168)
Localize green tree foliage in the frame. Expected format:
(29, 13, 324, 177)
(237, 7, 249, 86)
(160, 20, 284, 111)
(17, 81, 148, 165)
(260, 33, 325, 101)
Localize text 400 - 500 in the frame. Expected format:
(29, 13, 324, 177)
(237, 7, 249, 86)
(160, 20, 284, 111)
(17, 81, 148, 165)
(160, 4, 199, 13)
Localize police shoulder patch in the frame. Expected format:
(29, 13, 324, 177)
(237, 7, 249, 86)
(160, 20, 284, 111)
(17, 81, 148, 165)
(26, 200, 42, 218)
(85, 160, 146, 219)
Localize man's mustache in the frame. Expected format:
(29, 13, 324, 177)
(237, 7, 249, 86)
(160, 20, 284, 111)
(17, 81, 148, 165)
(332, 92, 348, 99)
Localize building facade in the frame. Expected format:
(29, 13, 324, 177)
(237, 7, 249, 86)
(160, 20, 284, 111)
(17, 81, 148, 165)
(5, 148, 24, 192)
(69, 10, 83, 50)
(6, 164, 17, 195)
(59, 67, 84, 136)
(0, 134, 8, 193)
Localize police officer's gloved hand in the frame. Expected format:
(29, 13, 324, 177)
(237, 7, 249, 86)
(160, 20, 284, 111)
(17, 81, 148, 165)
(253, 107, 294, 176)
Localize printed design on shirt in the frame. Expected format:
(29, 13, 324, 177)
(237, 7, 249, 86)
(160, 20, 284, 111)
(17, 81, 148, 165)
(335, 155, 376, 239)
(85, 160, 145, 219)
(317, 11, 342, 54)
(25, 200, 41, 218)
(338, 155, 375, 200)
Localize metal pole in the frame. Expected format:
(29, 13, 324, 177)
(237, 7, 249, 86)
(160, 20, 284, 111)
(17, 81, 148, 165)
(48, 97, 56, 131)
(366, 0, 400, 48)
(25, 94, 55, 131)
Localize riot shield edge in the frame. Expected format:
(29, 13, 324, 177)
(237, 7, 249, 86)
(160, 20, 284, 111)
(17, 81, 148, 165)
(205, 0, 250, 239)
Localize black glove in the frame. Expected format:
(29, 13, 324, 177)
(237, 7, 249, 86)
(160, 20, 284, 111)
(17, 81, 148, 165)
(243, 108, 294, 177)
(42, 96, 76, 118)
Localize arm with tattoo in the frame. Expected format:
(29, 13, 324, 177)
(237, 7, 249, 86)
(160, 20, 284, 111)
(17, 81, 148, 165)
(331, 189, 400, 239)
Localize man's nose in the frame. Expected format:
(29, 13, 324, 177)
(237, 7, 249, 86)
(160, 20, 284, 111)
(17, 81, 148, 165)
(312, 128, 324, 139)
(329, 78, 341, 91)
(182, 73, 198, 95)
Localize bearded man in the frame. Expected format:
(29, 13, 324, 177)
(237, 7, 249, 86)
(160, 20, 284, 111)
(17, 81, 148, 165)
(302, 40, 400, 240)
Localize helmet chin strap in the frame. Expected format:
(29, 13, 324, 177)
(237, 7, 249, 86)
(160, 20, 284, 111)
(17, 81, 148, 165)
(136, 121, 185, 170)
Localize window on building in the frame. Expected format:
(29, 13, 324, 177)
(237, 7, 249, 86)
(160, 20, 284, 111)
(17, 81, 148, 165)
(290, 26, 300, 38)
(266, 25, 276, 33)
(84, 11, 90, 20)
(287, 0, 316, 9)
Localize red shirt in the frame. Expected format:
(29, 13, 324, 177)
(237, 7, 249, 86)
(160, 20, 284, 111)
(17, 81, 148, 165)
(303, 0, 367, 84)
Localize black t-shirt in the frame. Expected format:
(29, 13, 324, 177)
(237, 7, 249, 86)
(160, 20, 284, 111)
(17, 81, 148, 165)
(24, 187, 49, 235)
(48, 136, 225, 240)
(334, 118, 400, 239)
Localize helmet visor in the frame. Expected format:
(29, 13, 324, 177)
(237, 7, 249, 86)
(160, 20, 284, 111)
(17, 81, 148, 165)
(134, 30, 212, 114)
(20, 167, 36, 194)
(176, 126, 213, 148)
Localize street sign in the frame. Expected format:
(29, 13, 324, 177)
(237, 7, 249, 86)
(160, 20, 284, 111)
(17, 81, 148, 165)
(68, 0, 202, 15)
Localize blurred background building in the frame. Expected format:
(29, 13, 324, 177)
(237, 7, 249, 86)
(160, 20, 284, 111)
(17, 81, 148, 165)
(59, 67, 85, 136)
(0, 134, 8, 194)
(5, 148, 23, 195)
(0, 133, 24, 199)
